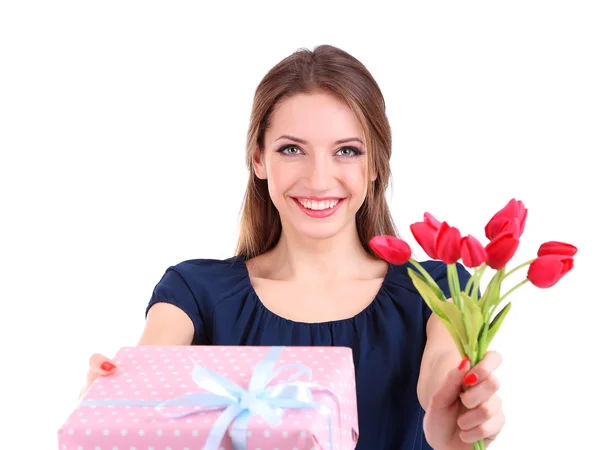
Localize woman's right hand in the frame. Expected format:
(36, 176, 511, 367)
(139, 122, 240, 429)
(78, 353, 118, 400)
(77, 303, 194, 400)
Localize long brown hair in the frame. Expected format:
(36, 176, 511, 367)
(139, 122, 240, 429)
(235, 44, 398, 259)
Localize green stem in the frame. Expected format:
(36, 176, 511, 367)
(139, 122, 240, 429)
(471, 264, 487, 300)
(407, 258, 440, 288)
(502, 259, 535, 280)
(447, 263, 463, 311)
(465, 274, 475, 298)
(500, 279, 529, 303)
(465, 265, 482, 298)
(479, 320, 490, 362)
(473, 439, 486, 450)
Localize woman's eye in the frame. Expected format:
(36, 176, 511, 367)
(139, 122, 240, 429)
(277, 145, 362, 157)
(336, 147, 361, 156)
(278, 145, 302, 155)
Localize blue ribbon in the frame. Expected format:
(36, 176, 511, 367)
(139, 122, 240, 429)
(80, 347, 340, 449)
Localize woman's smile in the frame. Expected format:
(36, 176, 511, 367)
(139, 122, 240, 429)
(290, 196, 346, 218)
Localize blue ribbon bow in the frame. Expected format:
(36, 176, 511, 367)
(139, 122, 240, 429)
(80, 347, 339, 449)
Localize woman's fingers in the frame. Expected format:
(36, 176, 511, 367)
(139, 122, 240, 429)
(86, 353, 117, 383)
(460, 374, 501, 409)
(457, 394, 503, 430)
(79, 353, 117, 400)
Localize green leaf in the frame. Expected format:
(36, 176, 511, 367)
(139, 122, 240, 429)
(480, 271, 502, 319)
(462, 293, 484, 354)
(408, 267, 469, 357)
(483, 302, 512, 353)
(462, 291, 472, 343)
(437, 301, 469, 355)
(407, 266, 448, 301)
(439, 316, 467, 358)
(407, 268, 447, 320)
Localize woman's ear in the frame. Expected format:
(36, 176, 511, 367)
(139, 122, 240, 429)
(369, 166, 378, 183)
(253, 146, 267, 180)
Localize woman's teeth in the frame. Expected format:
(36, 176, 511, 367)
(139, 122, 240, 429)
(297, 199, 340, 210)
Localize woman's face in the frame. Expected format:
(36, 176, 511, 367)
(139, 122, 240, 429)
(254, 90, 374, 242)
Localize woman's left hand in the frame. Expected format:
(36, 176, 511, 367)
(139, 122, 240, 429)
(423, 351, 506, 449)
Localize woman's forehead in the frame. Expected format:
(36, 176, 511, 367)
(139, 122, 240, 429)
(267, 92, 365, 145)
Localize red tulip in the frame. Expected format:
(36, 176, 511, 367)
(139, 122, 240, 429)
(369, 235, 412, 265)
(435, 222, 462, 264)
(527, 254, 574, 288)
(485, 199, 528, 240)
(496, 217, 522, 238)
(460, 235, 488, 267)
(485, 231, 519, 269)
(537, 241, 578, 257)
(423, 212, 441, 228)
(409, 213, 441, 259)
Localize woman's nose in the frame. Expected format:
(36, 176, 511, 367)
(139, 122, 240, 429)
(307, 155, 334, 191)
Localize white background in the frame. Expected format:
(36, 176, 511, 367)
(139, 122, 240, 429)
(2, 1, 598, 449)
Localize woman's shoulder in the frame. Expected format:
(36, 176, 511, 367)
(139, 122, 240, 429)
(148, 256, 251, 316)
(164, 256, 249, 289)
(385, 259, 447, 284)
(168, 256, 245, 274)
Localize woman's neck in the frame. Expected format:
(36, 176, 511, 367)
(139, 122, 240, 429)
(258, 224, 379, 283)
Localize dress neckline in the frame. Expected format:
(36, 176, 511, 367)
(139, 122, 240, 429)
(232, 255, 394, 326)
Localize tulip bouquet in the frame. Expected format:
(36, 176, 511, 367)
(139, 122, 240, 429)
(368, 199, 577, 450)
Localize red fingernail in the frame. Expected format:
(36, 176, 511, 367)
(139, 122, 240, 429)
(458, 356, 470, 370)
(100, 362, 116, 371)
(463, 372, 478, 386)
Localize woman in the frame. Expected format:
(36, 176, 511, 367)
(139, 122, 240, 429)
(84, 44, 505, 449)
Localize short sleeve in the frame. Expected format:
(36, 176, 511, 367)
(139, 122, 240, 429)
(421, 261, 473, 322)
(145, 268, 209, 345)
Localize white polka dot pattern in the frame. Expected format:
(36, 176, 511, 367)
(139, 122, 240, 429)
(57, 346, 359, 449)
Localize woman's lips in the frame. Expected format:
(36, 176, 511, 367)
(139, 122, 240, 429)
(291, 196, 345, 218)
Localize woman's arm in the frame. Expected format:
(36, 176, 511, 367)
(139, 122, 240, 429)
(80, 303, 194, 399)
(416, 310, 462, 410)
(136, 302, 195, 345)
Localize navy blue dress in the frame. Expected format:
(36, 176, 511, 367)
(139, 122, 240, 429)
(145, 256, 471, 449)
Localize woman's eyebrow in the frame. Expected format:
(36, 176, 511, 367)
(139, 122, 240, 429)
(274, 135, 365, 145)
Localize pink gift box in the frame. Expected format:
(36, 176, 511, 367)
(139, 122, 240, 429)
(58, 346, 359, 449)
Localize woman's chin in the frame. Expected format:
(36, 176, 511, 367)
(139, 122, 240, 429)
(282, 218, 356, 242)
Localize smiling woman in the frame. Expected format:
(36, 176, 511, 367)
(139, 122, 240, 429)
(237, 48, 397, 259)
(82, 44, 506, 449)
(250, 91, 375, 243)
